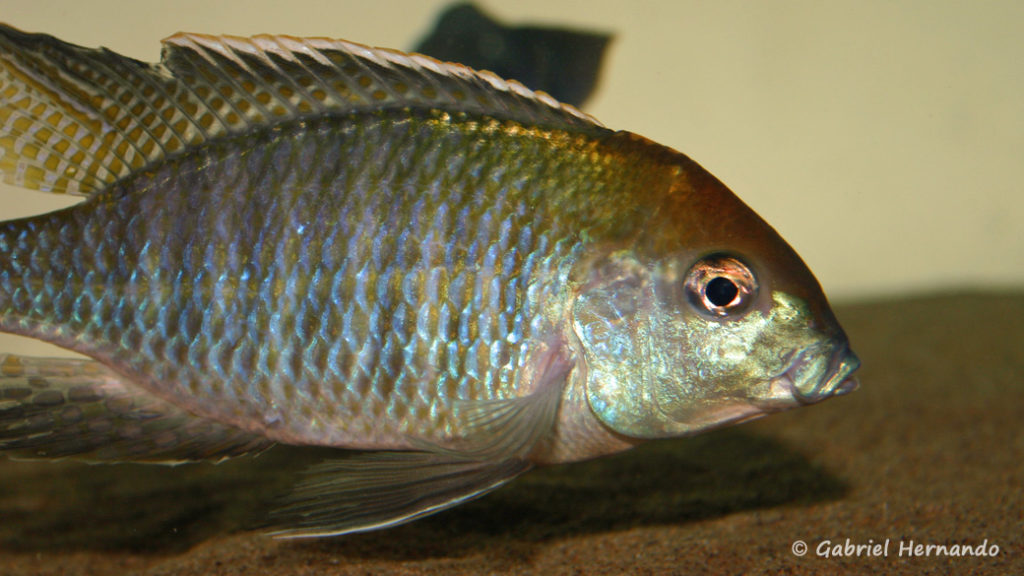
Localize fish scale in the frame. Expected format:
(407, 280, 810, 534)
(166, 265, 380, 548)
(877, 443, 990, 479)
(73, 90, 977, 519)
(0, 25, 859, 536)
(0, 110, 623, 448)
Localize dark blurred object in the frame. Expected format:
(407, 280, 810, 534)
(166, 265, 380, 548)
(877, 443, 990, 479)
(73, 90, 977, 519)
(414, 3, 612, 108)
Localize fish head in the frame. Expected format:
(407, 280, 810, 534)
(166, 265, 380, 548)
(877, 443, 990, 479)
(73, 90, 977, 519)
(572, 141, 859, 439)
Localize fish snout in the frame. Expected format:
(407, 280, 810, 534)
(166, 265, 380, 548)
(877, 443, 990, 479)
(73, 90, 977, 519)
(777, 343, 860, 404)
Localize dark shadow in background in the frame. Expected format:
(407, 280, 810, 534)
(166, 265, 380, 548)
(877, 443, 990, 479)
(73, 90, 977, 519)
(0, 427, 846, 558)
(413, 3, 612, 108)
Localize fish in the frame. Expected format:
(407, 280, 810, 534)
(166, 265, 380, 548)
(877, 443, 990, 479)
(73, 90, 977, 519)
(414, 3, 612, 107)
(0, 23, 859, 537)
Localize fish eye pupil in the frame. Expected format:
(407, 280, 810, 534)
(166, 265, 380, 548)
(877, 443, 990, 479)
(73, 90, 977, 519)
(682, 254, 757, 317)
(705, 276, 739, 307)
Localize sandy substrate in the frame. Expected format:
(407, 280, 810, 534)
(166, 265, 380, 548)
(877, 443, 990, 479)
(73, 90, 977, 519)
(0, 292, 1021, 575)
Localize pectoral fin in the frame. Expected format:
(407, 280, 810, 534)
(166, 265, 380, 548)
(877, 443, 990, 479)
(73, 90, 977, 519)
(270, 451, 530, 537)
(270, 338, 575, 537)
(0, 354, 271, 463)
(417, 335, 575, 461)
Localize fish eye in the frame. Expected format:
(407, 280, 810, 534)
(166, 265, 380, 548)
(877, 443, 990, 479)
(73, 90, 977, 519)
(684, 255, 757, 317)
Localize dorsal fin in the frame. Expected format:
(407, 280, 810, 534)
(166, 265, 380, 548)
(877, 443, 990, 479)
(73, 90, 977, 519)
(162, 32, 601, 133)
(0, 23, 602, 196)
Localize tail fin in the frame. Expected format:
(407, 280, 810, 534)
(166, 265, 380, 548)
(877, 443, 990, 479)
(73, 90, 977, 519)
(0, 354, 271, 463)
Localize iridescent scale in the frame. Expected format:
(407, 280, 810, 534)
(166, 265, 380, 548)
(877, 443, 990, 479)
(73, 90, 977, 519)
(0, 110, 622, 448)
(0, 25, 859, 536)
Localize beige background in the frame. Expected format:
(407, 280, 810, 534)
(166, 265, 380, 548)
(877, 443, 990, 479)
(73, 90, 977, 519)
(0, 1, 1021, 356)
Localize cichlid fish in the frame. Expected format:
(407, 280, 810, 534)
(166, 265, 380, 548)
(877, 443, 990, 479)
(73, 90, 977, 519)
(0, 24, 859, 537)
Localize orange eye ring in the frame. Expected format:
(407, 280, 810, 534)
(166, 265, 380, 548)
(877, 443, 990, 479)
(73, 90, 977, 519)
(684, 255, 757, 317)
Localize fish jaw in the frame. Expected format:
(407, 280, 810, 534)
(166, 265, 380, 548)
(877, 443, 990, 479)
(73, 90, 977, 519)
(620, 342, 860, 436)
(640, 342, 861, 433)
(758, 343, 861, 409)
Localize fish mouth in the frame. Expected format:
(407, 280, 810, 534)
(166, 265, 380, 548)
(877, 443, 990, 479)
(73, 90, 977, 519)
(764, 343, 861, 407)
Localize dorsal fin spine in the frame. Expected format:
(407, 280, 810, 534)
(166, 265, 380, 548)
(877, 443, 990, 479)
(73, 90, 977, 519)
(188, 36, 283, 122)
(172, 46, 240, 139)
(253, 37, 320, 116)
(0, 24, 603, 197)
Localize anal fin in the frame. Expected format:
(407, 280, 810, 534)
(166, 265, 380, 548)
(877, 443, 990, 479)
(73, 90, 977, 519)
(270, 451, 530, 537)
(0, 354, 271, 463)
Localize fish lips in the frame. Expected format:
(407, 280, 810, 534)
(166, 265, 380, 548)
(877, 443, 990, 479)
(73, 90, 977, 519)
(764, 344, 861, 408)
